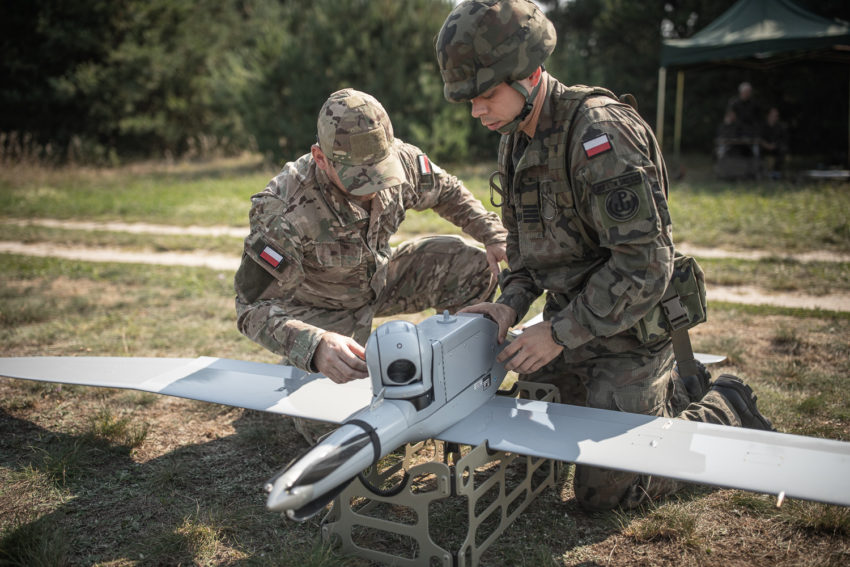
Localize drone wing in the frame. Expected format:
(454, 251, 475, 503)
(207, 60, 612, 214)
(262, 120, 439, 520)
(437, 396, 850, 507)
(0, 356, 371, 423)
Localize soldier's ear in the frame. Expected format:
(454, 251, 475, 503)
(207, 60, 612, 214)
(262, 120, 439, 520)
(311, 145, 330, 172)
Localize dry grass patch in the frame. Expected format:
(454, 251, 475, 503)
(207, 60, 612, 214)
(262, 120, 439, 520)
(1, 257, 849, 566)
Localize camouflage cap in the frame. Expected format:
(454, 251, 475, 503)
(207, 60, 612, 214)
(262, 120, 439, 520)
(436, 0, 556, 102)
(317, 88, 406, 196)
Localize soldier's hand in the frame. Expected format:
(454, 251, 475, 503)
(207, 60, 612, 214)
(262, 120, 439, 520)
(459, 302, 517, 343)
(497, 321, 563, 374)
(484, 242, 508, 277)
(313, 332, 368, 384)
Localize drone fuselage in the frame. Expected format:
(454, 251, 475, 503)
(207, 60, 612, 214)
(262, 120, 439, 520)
(264, 312, 508, 519)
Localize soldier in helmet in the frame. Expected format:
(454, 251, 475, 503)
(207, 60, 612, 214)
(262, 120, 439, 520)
(235, 88, 507, 385)
(436, 0, 773, 510)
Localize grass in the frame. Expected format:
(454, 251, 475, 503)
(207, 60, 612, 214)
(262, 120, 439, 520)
(0, 223, 242, 256)
(669, 169, 850, 254)
(1, 154, 849, 566)
(699, 256, 850, 294)
(0, 154, 271, 227)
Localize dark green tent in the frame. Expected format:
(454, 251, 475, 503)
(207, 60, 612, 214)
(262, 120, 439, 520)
(655, 0, 850, 161)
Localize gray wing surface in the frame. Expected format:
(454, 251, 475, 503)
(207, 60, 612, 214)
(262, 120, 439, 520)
(0, 356, 371, 423)
(437, 396, 850, 507)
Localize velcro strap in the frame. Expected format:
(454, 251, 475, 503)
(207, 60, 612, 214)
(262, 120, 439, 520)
(345, 419, 381, 465)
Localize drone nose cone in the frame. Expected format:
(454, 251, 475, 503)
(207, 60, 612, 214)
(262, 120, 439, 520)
(262, 422, 383, 518)
(265, 476, 314, 513)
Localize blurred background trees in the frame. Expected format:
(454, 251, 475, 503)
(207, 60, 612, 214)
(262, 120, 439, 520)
(1, 0, 848, 166)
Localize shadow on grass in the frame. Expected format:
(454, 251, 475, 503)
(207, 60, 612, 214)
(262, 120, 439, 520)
(0, 407, 344, 566)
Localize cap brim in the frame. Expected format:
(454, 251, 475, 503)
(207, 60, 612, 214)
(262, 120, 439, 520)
(334, 149, 406, 196)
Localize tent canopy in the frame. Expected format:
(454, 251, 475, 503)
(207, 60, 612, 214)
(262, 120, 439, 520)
(661, 0, 850, 68)
(656, 0, 850, 163)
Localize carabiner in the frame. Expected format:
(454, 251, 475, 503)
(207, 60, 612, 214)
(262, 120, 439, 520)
(488, 171, 505, 208)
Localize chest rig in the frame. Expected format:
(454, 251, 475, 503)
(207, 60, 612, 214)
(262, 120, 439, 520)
(495, 83, 616, 243)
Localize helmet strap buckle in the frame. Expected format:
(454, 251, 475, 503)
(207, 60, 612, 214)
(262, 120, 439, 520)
(497, 79, 542, 134)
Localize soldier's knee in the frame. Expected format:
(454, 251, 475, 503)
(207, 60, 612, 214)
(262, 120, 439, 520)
(573, 464, 637, 511)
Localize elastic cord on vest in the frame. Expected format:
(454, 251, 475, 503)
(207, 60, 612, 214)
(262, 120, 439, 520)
(345, 418, 382, 465)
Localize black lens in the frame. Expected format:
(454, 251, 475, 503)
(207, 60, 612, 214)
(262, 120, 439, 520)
(386, 359, 417, 383)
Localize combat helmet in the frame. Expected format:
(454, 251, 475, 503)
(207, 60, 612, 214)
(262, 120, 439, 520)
(435, 0, 556, 131)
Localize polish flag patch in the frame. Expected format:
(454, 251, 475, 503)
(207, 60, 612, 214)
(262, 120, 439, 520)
(582, 134, 612, 158)
(417, 154, 432, 175)
(260, 245, 283, 268)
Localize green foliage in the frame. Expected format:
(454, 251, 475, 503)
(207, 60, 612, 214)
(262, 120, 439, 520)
(0, 0, 477, 164)
(238, 0, 473, 162)
(4, 0, 850, 165)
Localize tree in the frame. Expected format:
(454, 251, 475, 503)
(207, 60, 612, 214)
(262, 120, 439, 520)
(239, 0, 479, 164)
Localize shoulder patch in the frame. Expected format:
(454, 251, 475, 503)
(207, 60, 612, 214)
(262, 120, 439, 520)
(582, 133, 612, 158)
(417, 154, 435, 188)
(605, 189, 640, 222)
(251, 238, 287, 270)
(417, 154, 432, 175)
(591, 171, 642, 195)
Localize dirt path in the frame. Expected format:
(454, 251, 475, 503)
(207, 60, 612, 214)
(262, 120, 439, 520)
(2, 219, 849, 312)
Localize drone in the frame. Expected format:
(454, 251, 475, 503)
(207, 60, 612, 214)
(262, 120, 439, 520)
(1, 311, 848, 524)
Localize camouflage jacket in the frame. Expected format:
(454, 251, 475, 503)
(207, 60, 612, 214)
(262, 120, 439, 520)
(235, 140, 507, 370)
(496, 74, 674, 362)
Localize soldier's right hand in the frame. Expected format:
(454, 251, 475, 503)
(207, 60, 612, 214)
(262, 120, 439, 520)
(458, 302, 517, 343)
(313, 332, 369, 384)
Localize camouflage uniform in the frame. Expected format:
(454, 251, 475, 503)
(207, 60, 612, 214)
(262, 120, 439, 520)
(436, 0, 773, 513)
(494, 73, 745, 509)
(234, 141, 507, 372)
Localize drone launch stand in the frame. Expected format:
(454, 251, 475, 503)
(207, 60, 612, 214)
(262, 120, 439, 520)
(322, 382, 561, 567)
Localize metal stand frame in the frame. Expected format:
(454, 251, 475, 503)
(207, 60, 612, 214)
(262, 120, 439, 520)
(322, 382, 560, 566)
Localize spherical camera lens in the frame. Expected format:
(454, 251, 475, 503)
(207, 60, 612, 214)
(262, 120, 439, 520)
(386, 359, 417, 383)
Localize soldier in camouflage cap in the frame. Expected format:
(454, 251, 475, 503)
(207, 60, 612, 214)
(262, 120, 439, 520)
(436, 0, 773, 510)
(316, 89, 406, 196)
(234, 88, 507, 387)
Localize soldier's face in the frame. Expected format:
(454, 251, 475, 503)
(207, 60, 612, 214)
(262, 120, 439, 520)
(311, 145, 376, 202)
(469, 82, 525, 132)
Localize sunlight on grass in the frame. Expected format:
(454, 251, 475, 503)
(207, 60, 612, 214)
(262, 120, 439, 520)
(2, 156, 850, 566)
(618, 501, 704, 549)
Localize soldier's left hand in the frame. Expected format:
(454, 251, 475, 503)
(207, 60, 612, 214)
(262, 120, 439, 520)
(484, 242, 508, 276)
(497, 321, 564, 374)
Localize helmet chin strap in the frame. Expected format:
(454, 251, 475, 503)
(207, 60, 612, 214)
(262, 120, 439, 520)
(497, 79, 542, 134)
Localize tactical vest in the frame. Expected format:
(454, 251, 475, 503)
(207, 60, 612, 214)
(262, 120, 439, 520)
(496, 82, 616, 266)
(496, 81, 707, 353)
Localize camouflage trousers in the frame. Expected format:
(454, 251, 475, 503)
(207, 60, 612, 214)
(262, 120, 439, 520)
(521, 341, 739, 511)
(284, 235, 496, 346)
(288, 235, 495, 444)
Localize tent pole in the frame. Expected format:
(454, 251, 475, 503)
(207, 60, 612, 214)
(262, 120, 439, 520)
(674, 70, 685, 161)
(656, 67, 667, 149)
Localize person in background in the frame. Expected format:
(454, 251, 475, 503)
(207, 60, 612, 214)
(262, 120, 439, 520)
(726, 82, 761, 156)
(715, 109, 748, 160)
(760, 106, 790, 178)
